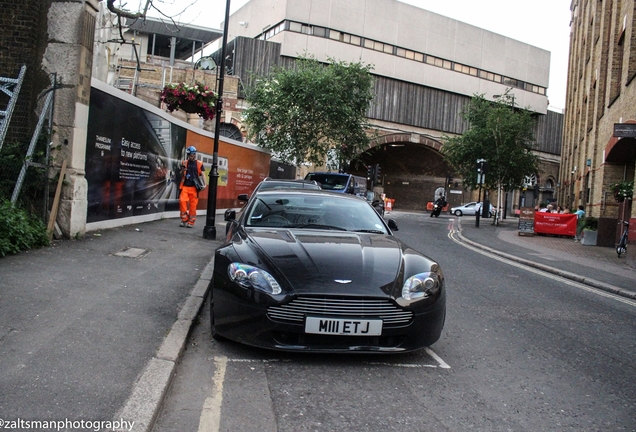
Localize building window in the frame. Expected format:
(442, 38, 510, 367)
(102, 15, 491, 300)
(617, 31, 625, 89)
(454, 63, 478, 76)
(313, 26, 326, 38)
(276, 21, 544, 98)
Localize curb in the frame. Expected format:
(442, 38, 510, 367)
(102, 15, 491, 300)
(457, 230, 636, 301)
(113, 259, 214, 432)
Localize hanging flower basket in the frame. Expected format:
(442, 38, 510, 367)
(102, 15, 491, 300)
(610, 180, 634, 203)
(160, 82, 217, 120)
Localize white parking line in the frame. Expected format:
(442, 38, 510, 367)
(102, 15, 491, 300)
(365, 348, 450, 369)
(425, 347, 451, 368)
(213, 349, 450, 371)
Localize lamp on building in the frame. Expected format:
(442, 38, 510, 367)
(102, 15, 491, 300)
(239, 21, 248, 28)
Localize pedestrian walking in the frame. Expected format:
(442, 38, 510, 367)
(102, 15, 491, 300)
(179, 146, 206, 228)
(574, 205, 585, 241)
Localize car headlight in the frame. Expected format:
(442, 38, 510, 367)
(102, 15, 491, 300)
(228, 263, 282, 295)
(401, 272, 441, 301)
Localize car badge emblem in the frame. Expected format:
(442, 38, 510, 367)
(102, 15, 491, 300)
(334, 279, 352, 284)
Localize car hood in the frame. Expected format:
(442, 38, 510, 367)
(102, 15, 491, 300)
(244, 229, 403, 296)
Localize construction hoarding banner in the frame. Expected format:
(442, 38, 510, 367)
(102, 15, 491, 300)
(86, 79, 270, 225)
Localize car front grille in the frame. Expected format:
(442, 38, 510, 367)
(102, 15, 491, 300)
(267, 296, 413, 328)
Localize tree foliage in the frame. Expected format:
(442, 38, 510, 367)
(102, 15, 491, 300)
(242, 56, 375, 169)
(442, 92, 539, 191)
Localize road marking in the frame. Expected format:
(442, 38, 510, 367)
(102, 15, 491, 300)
(365, 362, 437, 368)
(425, 347, 451, 368)
(198, 355, 228, 432)
(215, 349, 450, 369)
(225, 358, 291, 363)
(448, 228, 636, 308)
(365, 348, 450, 369)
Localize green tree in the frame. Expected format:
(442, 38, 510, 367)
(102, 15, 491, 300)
(242, 56, 375, 170)
(442, 91, 539, 223)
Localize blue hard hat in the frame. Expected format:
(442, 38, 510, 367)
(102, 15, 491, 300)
(186, 146, 197, 154)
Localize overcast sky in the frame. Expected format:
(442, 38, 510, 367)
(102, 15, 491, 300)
(149, 0, 572, 111)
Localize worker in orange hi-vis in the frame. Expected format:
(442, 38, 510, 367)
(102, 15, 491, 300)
(179, 146, 206, 228)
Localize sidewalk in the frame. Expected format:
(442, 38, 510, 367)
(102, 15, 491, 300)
(0, 216, 225, 432)
(456, 217, 636, 298)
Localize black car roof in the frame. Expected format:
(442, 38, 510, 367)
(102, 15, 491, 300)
(256, 179, 321, 189)
(254, 188, 364, 201)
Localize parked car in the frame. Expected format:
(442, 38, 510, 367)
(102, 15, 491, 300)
(213, 189, 446, 353)
(238, 177, 321, 202)
(450, 202, 494, 217)
(304, 172, 367, 197)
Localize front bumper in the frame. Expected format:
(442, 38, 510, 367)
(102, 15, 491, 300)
(212, 282, 446, 353)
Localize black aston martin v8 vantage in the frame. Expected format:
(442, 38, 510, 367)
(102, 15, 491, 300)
(210, 189, 446, 353)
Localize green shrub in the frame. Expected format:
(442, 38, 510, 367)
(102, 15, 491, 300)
(583, 216, 598, 231)
(0, 199, 50, 257)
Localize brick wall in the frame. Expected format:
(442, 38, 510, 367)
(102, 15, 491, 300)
(0, 0, 52, 147)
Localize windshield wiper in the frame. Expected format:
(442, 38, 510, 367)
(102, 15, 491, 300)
(353, 229, 385, 234)
(288, 224, 348, 231)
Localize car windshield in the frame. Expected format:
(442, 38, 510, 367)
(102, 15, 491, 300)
(245, 193, 388, 233)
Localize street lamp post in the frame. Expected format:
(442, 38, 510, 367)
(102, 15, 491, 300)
(475, 158, 486, 228)
(203, 0, 231, 240)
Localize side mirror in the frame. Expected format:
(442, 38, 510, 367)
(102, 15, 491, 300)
(388, 219, 399, 231)
(224, 209, 236, 221)
(238, 194, 249, 202)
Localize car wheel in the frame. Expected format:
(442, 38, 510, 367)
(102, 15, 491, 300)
(454, 210, 462, 216)
(209, 288, 226, 342)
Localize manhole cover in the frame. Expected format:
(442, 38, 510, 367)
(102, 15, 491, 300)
(114, 247, 149, 258)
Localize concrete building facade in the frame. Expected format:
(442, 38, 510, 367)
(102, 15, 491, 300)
(220, 0, 562, 211)
(561, 0, 635, 254)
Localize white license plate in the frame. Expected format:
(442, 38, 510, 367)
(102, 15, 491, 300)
(305, 317, 382, 336)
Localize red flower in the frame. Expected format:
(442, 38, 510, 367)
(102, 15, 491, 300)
(160, 82, 217, 120)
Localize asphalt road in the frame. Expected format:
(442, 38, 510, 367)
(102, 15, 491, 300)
(153, 212, 636, 431)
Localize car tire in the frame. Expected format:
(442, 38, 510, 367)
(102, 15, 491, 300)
(209, 288, 227, 342)
(454, 210, 462, 216)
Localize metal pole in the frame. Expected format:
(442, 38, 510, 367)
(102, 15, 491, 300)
(203, 0, 231, 240)
(475, 159, 485, 228)
(476, 184, 482, 228)
(503, 190, 508, 219)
